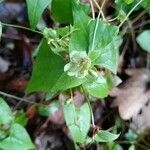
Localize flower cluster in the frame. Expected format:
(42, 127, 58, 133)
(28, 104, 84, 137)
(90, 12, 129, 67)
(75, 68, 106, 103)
(64, 51, 91, 78)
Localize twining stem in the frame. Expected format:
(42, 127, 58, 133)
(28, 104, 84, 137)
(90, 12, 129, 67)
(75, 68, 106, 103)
(93, 0, 106, 21)
(91, 11, 101, 51)
(81, 86, 95, 128)
(0, 91, 39, 105)
(120, 10, 146, 37)
(101, 0, 107, 11)
(118, 0, 144, 28)
(89, 0, 95, 19)
(1, 22, 43, 35)
(108, 17, 118, 22)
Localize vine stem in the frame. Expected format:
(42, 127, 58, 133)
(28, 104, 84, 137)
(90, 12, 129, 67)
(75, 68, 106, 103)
(1, 22, 43, 35)
(81, 86, 95, 128)
(120, 10, 146, 37)
(89, 0, 95, 19)
(108, 17, 118, 22)
(93, 0, 106, 21)
(91, 11, 101, 51)
(87, 97, 95, 128)
(0, 91, 39, 105)
(118, 0, 144, 28)
(101, 0, 107, 11)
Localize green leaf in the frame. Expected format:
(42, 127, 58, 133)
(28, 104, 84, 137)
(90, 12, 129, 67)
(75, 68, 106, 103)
(115, 0, 140, 14)
(128, 145, 135, 150)
(106, 74, 122, 90)
(56, 26, 70, 37)
(32, 40, 42, 57)
(137, 30, 150, 52)
(91, 36, 122, 74)
(51, 0, 73, 24)
(70, 17, 120, 74)
(89, 20, 119, 51)
(0, 98, 13, 125)
(142, 0, 150, 12)
(26, 0, 50, 29)
(88, 21, 119, 73)
(0, 22, 2, 41)
(107, 142, 123, 150)
(15, 110, 28, 126)
(125, 129, 137, 141)
(64, 101, 91, 143)
(26, 39, 85, 94)
(83, 74, 109, 98)
(38, 101, 60, 117)
(0, 124, 34, 150)
(51, 0, 90, 24)
(69, 0, 90, 52)
(124, 0, 134, 4)
(94, 130, 120, 142)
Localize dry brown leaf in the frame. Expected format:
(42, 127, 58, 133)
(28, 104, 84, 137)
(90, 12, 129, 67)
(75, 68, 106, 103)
(110, 69, 150, 120)
(130, 101, 150, 133)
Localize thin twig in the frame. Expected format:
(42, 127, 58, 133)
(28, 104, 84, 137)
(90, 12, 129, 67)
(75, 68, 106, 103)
(2, 33, 40, 43)
(1, 22, 43, 35)
(93, 0, 106, 21)
(131, 11, 147, 24)
(121, 11, 146, 36)
(118, 0, 144, 28)
(91, 11, 101, 51)
(89, 0, 95, 19)
(134, 20, 150, 29)
(108, 17, 118, 22)
(0, 91, 39, 105)
(101, 0, 107, 11)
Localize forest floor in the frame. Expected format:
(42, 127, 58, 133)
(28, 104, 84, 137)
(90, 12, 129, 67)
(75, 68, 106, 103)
(0, 0, 150, 150)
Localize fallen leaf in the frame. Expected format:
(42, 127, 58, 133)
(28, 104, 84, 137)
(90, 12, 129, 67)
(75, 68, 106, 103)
(130, 101, 150, 133)
(110, 69, 150, 120)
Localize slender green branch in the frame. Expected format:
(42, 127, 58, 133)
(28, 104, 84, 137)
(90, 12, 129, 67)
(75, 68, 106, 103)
(0, 91, 39, 105)
(81, 86, 95, 128)
(91, 12, 101, 51)
(118, 0, 144, 28)
(1, 22, 43, 35)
